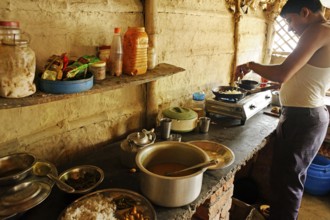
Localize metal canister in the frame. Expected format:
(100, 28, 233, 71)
(0, 38, 36, 98)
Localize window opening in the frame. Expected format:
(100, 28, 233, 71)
(272, 16, 299, 54)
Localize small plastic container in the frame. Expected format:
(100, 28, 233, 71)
(191, 91, 206, 118)
(89, 61, 106, 81)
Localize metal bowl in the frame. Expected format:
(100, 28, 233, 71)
(58, 165, 104, 194)
(237, 80, 259, 90)
(0, 153, 36, 185)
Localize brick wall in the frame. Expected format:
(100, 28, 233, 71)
(192, 176, 234, 220)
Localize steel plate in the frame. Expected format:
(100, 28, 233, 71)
(59, 188, 157, 220)
(188, 140, 235, 170)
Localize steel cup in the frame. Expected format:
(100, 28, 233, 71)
(199, 117, 211, 133)
(160, 118, 172, 140)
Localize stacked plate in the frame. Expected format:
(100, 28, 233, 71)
(0, 153, 57, 219)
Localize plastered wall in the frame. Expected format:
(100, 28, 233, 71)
(0, 0, 270, 165)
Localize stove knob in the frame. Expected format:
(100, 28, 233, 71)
(249, 105, 256, 110)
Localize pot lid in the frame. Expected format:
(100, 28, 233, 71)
(162, 107, 198, 120)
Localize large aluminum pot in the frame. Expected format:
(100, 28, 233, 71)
(135, 141, 209, 207)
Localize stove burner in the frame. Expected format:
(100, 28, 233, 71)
(215, 97, 239, 103)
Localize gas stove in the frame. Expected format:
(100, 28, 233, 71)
(206, 90, 272, 125)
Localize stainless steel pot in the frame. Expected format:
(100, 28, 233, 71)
(135, 141, 209, 207)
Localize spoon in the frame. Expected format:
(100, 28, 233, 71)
(165, 159, 218, 176)
(33, 162, 75, 193)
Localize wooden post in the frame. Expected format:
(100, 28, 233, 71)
(145, 0, 159, 129)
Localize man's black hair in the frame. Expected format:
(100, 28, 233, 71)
(280, 0, 323, 17)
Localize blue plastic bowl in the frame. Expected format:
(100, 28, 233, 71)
(304, 155, 330, 196)
(38, 73, 93, 94)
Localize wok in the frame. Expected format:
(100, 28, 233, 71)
(212, 86, 247, 101)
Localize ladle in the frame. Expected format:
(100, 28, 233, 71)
(33, 161, 75, 193)
(165, 159, 218, 176)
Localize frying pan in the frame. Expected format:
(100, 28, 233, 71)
(212, 86, 247, 101)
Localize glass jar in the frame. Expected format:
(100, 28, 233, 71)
(0, 39, 36, 98)
(123, 27, 149, 75)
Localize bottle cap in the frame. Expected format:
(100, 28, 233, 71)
(114, 27, 121, 34)
(193, 92, 205, 101)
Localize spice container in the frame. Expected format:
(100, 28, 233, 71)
(123, 27, 149, 75)
(0, 38, 36, 98)
(89, 61, 106, 81)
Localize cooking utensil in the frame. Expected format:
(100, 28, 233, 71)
(0, 153, 36, 185)
(0, 179, 52, 217)
(237, 79, 259, 90)
(135, 141, 209, 207)
(160, 118, 172, 140)
(161, 107, 198, 132)
(58, 188, 157, 220)
(188, 140, 235, 170)
(58, 165, 104, 194)
(33, 161, 75, 193)
(212, 86, 247, 102)
(165, 159, 218, 176)
(199, 116, 211, 133)
(120, 128, 156, 168)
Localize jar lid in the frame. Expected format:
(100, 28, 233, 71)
(0, 21, 19, 28)
(90, 61, 106, 67)
(162, 107, 198, 120)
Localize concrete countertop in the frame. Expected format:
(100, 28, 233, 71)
(22, 109, 279, 220)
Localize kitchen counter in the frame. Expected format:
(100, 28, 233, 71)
(21, 109, 279, 220)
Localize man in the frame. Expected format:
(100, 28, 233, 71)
(235, 0, 330, 219)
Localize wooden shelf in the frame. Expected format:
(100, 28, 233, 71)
(0, 63, 185, 109)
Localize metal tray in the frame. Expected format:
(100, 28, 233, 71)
(0, 161, 57, 217)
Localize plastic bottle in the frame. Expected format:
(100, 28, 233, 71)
(191, 91, 206, 118)
(110, 27, 123, 76)
(123, 27, 148, 75)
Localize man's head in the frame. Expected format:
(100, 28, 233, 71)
(280, 0, 324, 36)
(280, 0, 323, 17)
